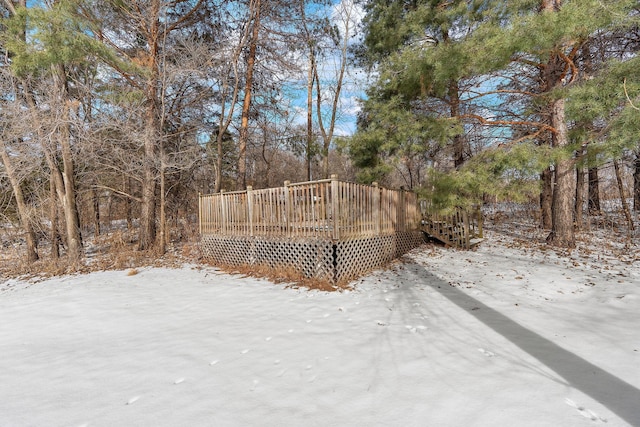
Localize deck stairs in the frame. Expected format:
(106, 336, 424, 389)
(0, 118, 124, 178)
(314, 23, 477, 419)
(420, 205, 483, 250)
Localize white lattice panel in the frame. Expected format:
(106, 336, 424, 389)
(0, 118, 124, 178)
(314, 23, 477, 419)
(334, 231, 425, 284)
(202, 235, 335, 282)
(201, 231, 425, 286)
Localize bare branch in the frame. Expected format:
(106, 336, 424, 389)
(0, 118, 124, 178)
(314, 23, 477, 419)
(623, 78, 640, 111)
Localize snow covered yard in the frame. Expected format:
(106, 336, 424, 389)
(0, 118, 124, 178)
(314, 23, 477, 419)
(1, 231, 639, 426)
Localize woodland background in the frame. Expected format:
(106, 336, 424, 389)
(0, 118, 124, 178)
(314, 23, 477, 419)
(1, 0, 640, 273)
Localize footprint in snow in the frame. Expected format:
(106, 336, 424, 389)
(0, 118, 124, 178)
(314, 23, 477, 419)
(265, 336, 272, 342)
(126, 396, 141, 405)
(405, 325, 427, 333)
(565, 398, 607, 422)
(241, 349, 250, 354)
(478, 348, 495, 357)
(174, 378, 185, 384)
(210, 360, 219, 366)
(323, 313, 330, 318)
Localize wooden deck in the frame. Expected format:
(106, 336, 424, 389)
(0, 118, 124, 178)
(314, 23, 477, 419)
(198, 177, 483, 285)
(198, 177, 427, 284)
(199, 177, 483, 250)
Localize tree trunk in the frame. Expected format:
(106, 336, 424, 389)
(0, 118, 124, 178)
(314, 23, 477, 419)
(634, 151, 640, 212)
(124, 176, 132, 230)
(214, 131, 224, 193)
(138, 0, 161, 251)
(575, 163, 585, 231)
(315, 0, 354, 179)
(53, 65, 83, 262)
(0, 139, 39, 262)
(59, 103, 83, 262)
(139, 111, 158, 251)
(237, 0, 261, 190)
(613, 159, 634, 231)
(106, 191, 113, 230)
(540, 167, 553, 229)
(92, 184, 101, 237)
(306, 52, 315, 181)
(158, 148, 167, 255)
(588, 166, 601, 214)
(50, 172, 60, 260)
(547, 98, 575, 247)
(449, 82, 465, 168)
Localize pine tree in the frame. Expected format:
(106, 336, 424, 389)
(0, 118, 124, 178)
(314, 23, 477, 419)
(356, 0, 639, 247)
(352, 0, 487, 184)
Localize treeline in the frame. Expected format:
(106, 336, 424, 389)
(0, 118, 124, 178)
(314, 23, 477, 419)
(3, 1, 640, 267)
(0, 0, 360, 264)
(349, 0, 640, 248)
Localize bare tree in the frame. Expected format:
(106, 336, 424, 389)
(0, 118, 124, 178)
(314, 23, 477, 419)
(314, 0, 358, 179)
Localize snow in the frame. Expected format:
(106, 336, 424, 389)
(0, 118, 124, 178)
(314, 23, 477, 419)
(1, 230, 639, 426)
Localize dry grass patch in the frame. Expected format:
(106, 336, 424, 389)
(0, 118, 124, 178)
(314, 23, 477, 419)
(203, 260, 351, 292)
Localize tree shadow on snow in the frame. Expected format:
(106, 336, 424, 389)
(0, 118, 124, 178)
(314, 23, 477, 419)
(398, 259, 640, 426)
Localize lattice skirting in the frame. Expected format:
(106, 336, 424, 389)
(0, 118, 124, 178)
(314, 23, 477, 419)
(201, 231, 425, 285)
(335, 231, 425, 284)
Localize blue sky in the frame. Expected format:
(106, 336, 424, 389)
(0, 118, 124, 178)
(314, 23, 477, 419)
(287, 0, 366, 137)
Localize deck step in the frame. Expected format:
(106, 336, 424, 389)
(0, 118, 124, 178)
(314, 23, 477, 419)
(421, 206, 483, 250)
(469, 238, 484, 247)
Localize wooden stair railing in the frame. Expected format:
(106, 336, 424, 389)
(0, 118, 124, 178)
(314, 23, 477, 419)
(420, 205, 483, 249)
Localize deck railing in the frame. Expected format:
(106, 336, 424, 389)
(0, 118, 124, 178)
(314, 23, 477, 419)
(199, 176, 422, 241)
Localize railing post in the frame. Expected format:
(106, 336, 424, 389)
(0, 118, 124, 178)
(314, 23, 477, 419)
(220, 189, 226, 235)
(399, 187, 406, 232)
(284, 180, 291, 238)
(247, 186, 254, 237)
(372, 182, 380, 236)
(462, 209, 470, 249)
(331, 174, 339, 241)
(198, 192, 203, 235)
